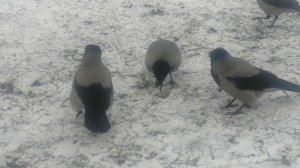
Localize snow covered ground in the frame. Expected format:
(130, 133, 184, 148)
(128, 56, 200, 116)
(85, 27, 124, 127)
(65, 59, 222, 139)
(1, 0, 300, 167)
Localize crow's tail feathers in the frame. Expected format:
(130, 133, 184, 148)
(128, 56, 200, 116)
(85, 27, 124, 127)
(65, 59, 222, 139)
(275, 78, 300, 93)
(84, 108, 111, 133)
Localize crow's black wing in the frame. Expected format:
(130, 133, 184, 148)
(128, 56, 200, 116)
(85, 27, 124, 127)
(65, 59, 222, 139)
(226, 69, 278, 91)
(263, 0, 300, 10)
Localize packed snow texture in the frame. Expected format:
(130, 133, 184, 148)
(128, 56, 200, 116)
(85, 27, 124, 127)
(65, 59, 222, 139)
(1, 0, 300, 167)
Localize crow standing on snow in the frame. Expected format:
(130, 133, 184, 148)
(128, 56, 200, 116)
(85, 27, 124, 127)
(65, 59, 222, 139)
(209, 47, 300, 115)
(255, 0, 300, 26)
(145, 39, 182, 90)
(70, 44, 113, 133)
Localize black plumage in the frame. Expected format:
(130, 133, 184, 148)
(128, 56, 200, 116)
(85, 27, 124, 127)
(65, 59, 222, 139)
(152, 59, 171, 89)
(74, 81, 113, 133)
(227, 69, 300, 92)
(263, 0, 300, 10)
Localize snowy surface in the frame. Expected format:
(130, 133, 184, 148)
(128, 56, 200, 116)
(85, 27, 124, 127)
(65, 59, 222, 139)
(1, 0, 300, 167)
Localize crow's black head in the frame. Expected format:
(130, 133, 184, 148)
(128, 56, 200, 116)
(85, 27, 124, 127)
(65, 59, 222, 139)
(209, 47, 230, 63)
(84, 44, 102, 56)
(152, 59, 171, 91)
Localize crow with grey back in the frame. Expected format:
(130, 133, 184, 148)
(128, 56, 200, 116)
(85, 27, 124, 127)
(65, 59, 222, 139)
(256, 0, 300, 26)
(210, 47, 300, 115)
(70, 44, 113, 133)
(145, 39, 182, 90)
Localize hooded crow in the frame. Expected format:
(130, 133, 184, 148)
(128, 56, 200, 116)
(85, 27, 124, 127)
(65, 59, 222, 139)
(210, 47, 300, 115)
(145, 39, 182, 90)
(70, 44, 113, 133)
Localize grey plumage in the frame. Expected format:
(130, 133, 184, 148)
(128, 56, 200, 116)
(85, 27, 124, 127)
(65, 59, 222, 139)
(210, 47, 300, 115)
(70, 44, 113, 133)
(256, 0, 300, 26)
(145, 39, 182, 90)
